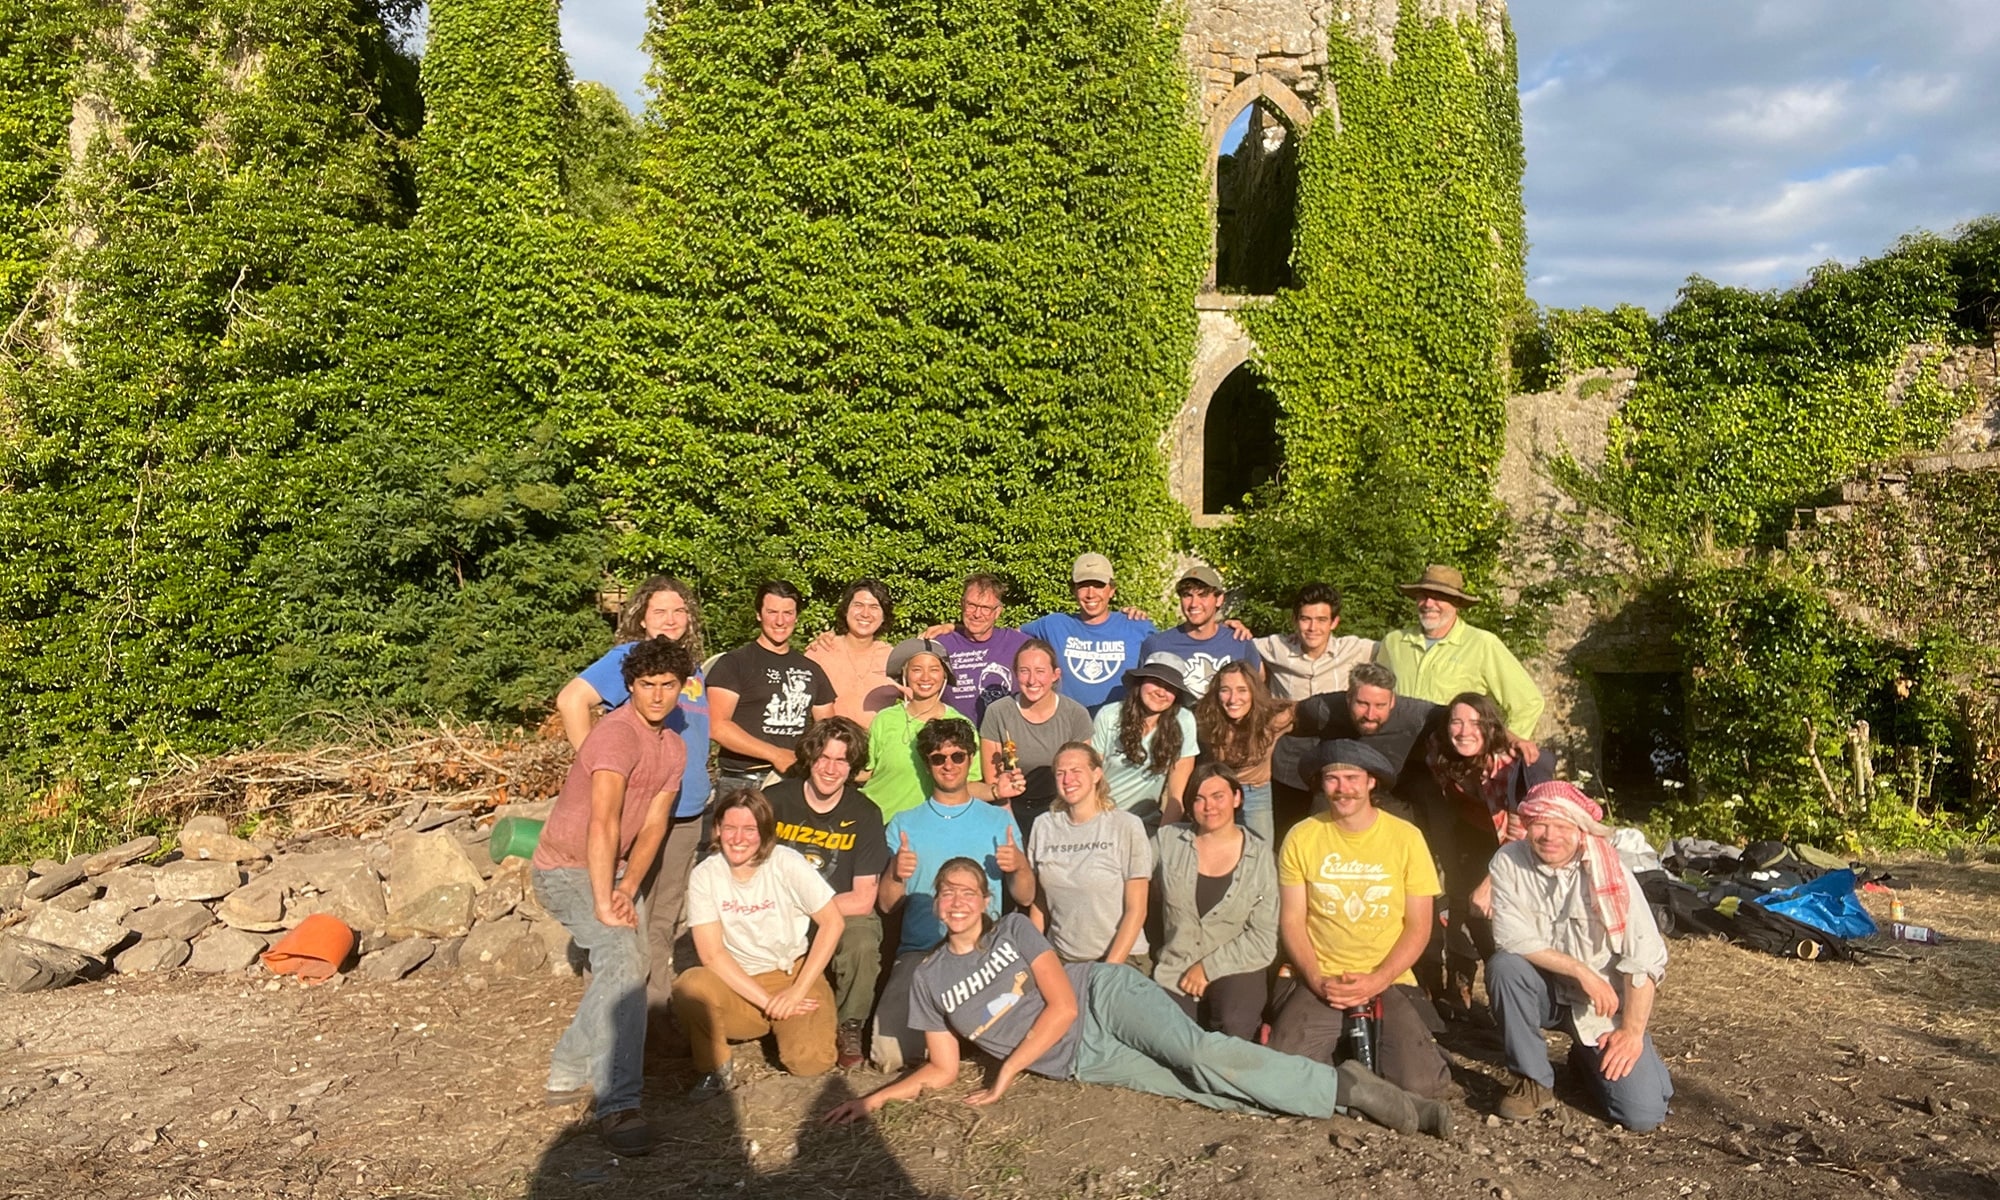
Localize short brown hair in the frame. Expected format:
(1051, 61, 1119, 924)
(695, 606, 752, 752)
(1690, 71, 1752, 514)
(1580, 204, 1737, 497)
(790, 716, 868, 780)
(709, 787, 777, 865)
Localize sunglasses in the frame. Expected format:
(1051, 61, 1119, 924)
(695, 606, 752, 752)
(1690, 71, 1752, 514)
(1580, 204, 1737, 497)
(926, 750, 970, 766)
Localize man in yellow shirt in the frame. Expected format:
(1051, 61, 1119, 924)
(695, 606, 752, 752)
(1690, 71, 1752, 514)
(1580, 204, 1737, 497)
(1373, 565, 1543, 740)
(1271, 740, 1452, 1098)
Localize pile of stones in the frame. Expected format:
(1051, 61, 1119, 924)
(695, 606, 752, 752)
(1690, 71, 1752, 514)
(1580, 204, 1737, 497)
(0, 803, 574, 993)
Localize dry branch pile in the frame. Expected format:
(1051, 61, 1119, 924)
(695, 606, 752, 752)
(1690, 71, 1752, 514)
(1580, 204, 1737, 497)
(133, 717, 571, 837)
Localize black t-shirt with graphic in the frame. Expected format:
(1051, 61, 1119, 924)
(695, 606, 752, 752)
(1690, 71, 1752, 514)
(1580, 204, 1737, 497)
(764, 779, 888, 896)
(707, 641, 836, 774)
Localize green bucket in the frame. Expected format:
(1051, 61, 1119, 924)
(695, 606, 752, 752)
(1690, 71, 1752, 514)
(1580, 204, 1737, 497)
(489, 816, 544, 863)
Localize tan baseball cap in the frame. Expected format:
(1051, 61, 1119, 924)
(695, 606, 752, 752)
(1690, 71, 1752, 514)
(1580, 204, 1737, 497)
(1071, 553, 1115, 585)
(1176, 563, 1225, 591)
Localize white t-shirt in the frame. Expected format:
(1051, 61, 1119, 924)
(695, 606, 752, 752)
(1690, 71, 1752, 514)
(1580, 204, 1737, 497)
(685, 844, 837, 976)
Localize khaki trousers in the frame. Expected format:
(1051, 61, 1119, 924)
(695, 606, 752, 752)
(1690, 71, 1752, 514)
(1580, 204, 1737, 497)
(671, 963, 838, 1076)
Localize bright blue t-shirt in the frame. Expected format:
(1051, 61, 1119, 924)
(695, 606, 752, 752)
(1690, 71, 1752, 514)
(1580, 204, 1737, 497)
(1021, 611, 1155, 713)
(883, 798, 1016, 954)
(1137, 626, 1264, 703)
(577, 643, 712, 820)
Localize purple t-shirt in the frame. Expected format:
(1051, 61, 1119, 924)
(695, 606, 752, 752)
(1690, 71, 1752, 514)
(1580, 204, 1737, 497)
(938, 626, 1030, 725)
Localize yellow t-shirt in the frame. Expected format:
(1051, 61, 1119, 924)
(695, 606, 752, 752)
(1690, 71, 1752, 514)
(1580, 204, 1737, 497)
(1278, 811, 1440, 985)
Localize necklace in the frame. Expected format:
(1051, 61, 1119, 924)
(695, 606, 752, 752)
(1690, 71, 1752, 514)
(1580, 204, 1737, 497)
(926, 796, 975, 820)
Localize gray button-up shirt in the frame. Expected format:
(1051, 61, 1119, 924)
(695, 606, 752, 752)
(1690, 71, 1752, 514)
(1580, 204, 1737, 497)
(1488, 840, 1668, 1044)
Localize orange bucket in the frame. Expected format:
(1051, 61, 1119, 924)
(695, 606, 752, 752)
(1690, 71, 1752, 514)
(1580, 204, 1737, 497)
(261, 913, 356, 983)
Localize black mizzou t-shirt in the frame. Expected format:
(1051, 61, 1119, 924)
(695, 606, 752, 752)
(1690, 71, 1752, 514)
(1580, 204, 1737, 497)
(764, 779, 888, 895)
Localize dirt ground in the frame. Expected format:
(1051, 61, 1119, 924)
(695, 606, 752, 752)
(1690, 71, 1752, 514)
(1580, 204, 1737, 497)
(3, 855, 1997, 1200)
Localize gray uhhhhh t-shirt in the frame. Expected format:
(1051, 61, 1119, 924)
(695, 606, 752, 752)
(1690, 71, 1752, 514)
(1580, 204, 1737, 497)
(1028, 807, 1154, 961)
(908, 913, 1093, 1079)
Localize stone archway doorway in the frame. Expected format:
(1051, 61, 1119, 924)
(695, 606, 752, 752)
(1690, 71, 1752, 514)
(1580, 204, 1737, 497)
(1202, 361, 1283, 515)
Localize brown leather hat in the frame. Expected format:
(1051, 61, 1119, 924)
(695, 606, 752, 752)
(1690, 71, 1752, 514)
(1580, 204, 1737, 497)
(1395, 564, 1479, 605)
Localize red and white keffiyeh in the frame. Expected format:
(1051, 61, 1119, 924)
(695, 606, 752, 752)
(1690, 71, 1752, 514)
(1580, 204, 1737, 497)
(1518, 780, 1632, 947)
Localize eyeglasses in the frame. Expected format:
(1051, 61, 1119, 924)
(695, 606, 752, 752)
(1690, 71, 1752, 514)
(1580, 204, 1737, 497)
(962, 599, 1002, 615)
(936, 885, 986, 900)
(926, 750, 970, 766)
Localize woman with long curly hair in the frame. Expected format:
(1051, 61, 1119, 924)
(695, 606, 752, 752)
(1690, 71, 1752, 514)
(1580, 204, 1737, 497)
(1192, 661, 1294, 844)
(1424, 690, 1551, 1015)
(1089, 653, 1198, 830)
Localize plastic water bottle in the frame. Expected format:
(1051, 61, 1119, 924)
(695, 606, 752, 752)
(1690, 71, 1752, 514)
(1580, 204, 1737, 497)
(1891, 922, 1942, 945)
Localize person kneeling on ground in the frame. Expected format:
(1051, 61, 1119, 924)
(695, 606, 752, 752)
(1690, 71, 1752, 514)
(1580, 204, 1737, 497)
(822, 859, 1450, 1137)
(1269, 740, 1454, 1099)
(673, 788, 846, 1100)
(765, 716, 888, 1068)
(1486, 781, 1673, 1132)
(531, 636, 693, 1156)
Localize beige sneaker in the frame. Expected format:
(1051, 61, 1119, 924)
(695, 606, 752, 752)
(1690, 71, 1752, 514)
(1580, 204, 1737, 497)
(1496, 1072, 1556, 1122)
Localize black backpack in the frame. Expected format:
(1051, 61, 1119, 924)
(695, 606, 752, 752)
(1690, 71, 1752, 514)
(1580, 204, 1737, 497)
(1708, 899, 1853, 962)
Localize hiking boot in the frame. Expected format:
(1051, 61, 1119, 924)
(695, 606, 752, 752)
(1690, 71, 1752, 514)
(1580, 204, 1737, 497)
(837, 1019, 866, 1069)
(1496, 1072, 1557, 1122)
(598, 1109, 654, 1156)
(1335, 1060, 1418, 1136)
(688, 1058, 736, 1103)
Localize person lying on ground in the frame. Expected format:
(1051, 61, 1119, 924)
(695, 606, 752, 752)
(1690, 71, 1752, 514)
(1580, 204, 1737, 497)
(674, 787, 846, 1101)
(1152, 763, 1277, 1043)
(821, 858, 1450, 1137)
(1486, 781, 1673, 1133)
(1002, 742, 1152, 973)
(765, 717, 888, 1069)
(1269, 740, 1454, 1100)
(532, 635, 693, 1157)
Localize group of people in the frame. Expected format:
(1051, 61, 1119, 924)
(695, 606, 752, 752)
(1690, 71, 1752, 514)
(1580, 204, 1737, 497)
(530, 558, 1673, 1157)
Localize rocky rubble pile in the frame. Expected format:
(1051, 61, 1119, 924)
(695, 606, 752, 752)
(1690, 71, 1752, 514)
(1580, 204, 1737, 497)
(0, 804, 574, 993)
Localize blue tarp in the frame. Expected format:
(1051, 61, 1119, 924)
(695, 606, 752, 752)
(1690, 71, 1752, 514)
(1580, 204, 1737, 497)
(1751, 868, 1878, 940)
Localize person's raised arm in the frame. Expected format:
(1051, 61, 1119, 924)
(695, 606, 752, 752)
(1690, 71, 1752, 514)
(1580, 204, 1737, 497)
(967, 949, 1076, 1106)
(995, 826, 1036, 908)
(557, 677, 606, 751)
(878, 830, 916, 913)
(586, 770, 635, 928)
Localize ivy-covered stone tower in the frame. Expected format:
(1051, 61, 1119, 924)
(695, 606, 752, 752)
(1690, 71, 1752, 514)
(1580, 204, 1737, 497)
(1175, 0, 1526, 560)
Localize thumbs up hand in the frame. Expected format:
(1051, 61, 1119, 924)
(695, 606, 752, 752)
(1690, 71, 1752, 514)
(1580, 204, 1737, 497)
(893, 830, 918, 882)
(994, 826, 1026, 875)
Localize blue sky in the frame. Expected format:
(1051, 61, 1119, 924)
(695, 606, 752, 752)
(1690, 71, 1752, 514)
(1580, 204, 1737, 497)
(558, 0, 1999, 312)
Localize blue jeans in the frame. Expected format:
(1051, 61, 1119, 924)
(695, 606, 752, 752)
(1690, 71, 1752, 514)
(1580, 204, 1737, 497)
(1486, 951, 1673, 1132)
(1072, 963, 1343, 1118)
(1237, 781, 1274, 846)
(534, 867, 648, 1118)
